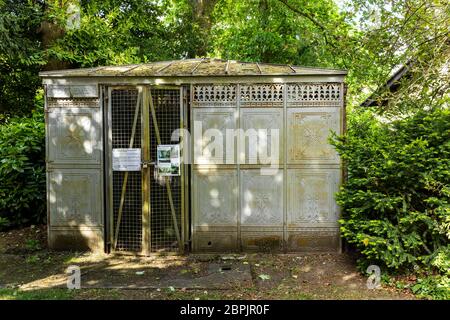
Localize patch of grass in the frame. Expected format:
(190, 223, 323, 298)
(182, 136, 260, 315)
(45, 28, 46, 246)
(280, 292, 314, 300)
(0, 288, 76, 300)
(75, 289, 122, 300)
(24, 239, 41, 251)
(63, 252, 84, 264)
(25, 254, 40, 264)
(0, 286, 316, 300)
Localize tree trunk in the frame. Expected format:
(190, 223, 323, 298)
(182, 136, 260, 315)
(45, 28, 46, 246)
(189, 0, 218, 58)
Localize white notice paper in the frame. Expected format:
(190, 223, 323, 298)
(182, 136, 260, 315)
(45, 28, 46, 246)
(112, 148, 141, 171)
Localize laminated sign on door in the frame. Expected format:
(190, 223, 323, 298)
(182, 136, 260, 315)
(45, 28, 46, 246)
(157, 145, 180, 176)
(112, 148, 141, 171)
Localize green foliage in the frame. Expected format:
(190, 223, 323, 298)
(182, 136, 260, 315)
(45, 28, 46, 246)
(345, 0, 450, 111)
(44, 0, 221, 67)
(0, 216, 9, 229)
(1, 0, 448, 117)
(0, 0, 45, 118)
(411, 275, 450, 300)
(211, 0, 353, 66)
(0, 288, 76, 300)
(331, 105, 450, 297)
(0, 0, 209, 117)
(25, 238, 42, 251)
(209, 0, 450, 109)
(333, 107, 450, 270)
(0, 92, 46, 229)
(47, 0, 174, 67)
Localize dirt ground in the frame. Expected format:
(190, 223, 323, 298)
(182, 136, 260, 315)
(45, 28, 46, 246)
(0, 225, 416, 300)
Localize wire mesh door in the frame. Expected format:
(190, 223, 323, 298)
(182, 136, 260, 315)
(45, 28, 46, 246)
(147, 87, 183, 253)
(109, 86, 184, 254)
(110, 88, 143, 252)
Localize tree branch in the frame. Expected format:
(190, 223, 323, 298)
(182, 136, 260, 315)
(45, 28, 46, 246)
(277, 0, 326, 30)
(277, 0, 337, 48)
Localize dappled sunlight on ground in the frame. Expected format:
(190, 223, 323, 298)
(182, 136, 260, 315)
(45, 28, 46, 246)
(0, 226, 415, 300)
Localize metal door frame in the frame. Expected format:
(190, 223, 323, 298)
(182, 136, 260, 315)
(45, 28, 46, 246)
(104, 84, 187, 255)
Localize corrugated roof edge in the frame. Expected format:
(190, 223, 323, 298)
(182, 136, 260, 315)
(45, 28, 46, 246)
(39, 58, 347, 77)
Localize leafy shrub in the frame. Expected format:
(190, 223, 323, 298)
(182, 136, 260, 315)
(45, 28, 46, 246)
(331, 107, 450, 295)
(0, 216, 9, 229)
(411, 275, 450, 300)
(0, 96, 45, 230)
(25, 238, 41, 251)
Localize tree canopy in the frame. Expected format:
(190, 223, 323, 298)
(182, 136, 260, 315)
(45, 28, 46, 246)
(0, 0, 448, 117)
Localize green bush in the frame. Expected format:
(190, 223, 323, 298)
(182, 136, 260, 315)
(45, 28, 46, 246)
(331, 107, 450, 298)
(0, 99, 45, 230)
(411, 274, 450, 300)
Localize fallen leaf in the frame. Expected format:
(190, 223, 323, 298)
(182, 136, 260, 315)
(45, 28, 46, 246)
(258, 274, 271, 281)
(221, 256, 235, 260)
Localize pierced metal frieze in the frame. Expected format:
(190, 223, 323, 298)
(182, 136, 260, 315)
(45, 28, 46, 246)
(192, 84, 237, 107)
(287, 83, 341, 106)
(240, 84, 284, 107)
(47, 98, 99, 108)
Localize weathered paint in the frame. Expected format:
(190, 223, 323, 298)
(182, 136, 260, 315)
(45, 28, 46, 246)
(42, 60, 346, 254)
(191, 82, 344, 252)
(45, 89, 104, 252)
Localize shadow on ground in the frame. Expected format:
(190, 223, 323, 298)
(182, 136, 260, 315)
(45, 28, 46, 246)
(0, 226, 415, 300)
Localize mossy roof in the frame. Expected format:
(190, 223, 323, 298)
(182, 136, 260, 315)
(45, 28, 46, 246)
(39, 58, 347, 78)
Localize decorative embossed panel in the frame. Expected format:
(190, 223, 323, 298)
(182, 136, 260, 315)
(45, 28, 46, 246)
(240, 170, 283, 226)
(192, 108, 237, 164)
(192, 84, 237, 107)
(287, 169, 340, 227)
(287, 83, 341, 107)
(49, 169, 102, 226)
(287, 107, 340, 164)
(240, 84, 283, 107)
(240, 108, 283, 164)
(193, 169, 238, 227)
(48, 108, 102, 164)
(190, 82, 345, 253)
